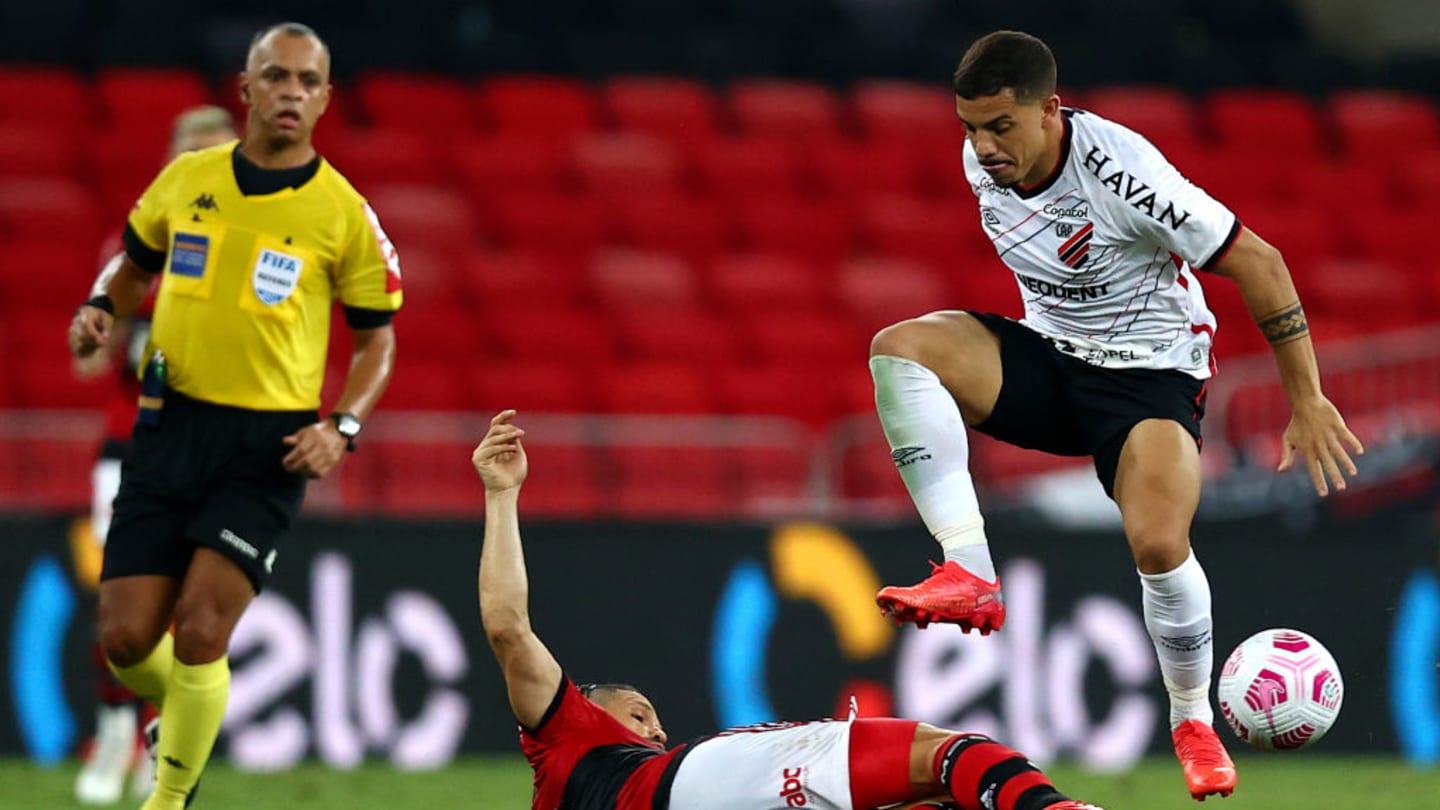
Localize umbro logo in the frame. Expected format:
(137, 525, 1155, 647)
(1160, 631, 1213, 652)
(189, 193, 219, 211)
(162, 756, 188, 769)
(891, 446, 931, 468)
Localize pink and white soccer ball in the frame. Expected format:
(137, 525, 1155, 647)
(1217, 628, 1344, 751)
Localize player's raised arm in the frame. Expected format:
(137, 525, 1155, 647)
(474, 410, 563, 730)
(1210, 227, 1364, 496)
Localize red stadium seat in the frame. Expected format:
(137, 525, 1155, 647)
(851, 81, 964, 146)
(471, 360, 590, 413)
(513, 443, 603, 517)
(735, 444, 814, 517)
(371, 443, 483, 515)
(91, 127, 173, 221)
(712, 363, 842, 427)
(603, 77, 721, 143)
(0, 68, 91, 129)
(452, 136, 572, 205)
(1299, 258, 1430, 327)
(0, 242, 94, 312)
(691, 136, 807, 201)
(0, 123, 82, 181)
(5, 312, 123, 408)
(809, 138, 922, 200)
(732, 198, 854, 263)
(1390, 147, 1440, 211)
(96, 68, 212, 139)
(1171, 150, 1290, 208)
(458, 249, 583, 307)
(611, 307, 741, 363)
(393, 304, 478, 356)
(0, 178, 98, 243)
(485, 306, 618, 362)
(744, 311, 867, 366)
(1329, 90, 1440, 159)
(609, 194, 733, 260)
(706, 252, 829, 315)
(856, 194, 991, 267)
(1206, 90, 1325, 161)
(835, 257, 951, 335)
(483, 192, 609, 257)
(323, 130, 444, 188)
(572, 133, 684, 198)
(1338, 209, 1434, 269)
(607, 445, 730, 518)
(729, 80, 844, 139)
(595, 362, 714, 414)
(361, 185, 476, 250)
(476, 76, 596, 137)
(355, 72, 474, 135)
(1291, 160, 1388, 212)
(589, 249, 700, 308)
(378, 245, 462, 315)
(381, 359, 472, 410)
(1083, 85, 1203, 156)
(1229, 203, 1337, 274)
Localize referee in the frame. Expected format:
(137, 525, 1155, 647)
(67, 23, 400, 810)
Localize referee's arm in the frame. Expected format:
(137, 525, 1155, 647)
(329, 323, 396, 422)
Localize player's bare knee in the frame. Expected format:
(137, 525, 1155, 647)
(1128, 531, 1190, 574)
(908, 723, 958, 792)
(171, 599, 238, 664)
(99, 620, 160, 668)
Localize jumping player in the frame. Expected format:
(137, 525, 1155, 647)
(867, 32, 1362, 801)
(476, 409, 1103, 810)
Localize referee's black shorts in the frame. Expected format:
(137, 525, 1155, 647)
(100, 389, 314, 591)
(968, 312, 1208, 498)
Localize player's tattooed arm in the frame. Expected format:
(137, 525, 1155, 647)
(1257, 301, 1308, 346)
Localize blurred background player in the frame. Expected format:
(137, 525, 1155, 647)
(475, 408, 1104, 810)
(868, 31, 1362, 802)
(66, 21, 402, 810)
(71, 105, 237, 806)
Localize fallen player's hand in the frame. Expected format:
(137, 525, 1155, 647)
(1277, 394, 1363, 497)
(473, 409, 528, 493)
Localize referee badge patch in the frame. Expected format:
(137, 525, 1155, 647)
(171, 232, 209, 278)
(253, 248, 304, 306)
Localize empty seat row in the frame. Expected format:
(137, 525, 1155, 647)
(1, 66, 1437, 159)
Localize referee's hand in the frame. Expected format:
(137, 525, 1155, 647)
(282, 421, 348, 479)
(68, 305, 112, 358)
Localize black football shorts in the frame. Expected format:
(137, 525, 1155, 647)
(100, 389, 314, 591)
(968, 312, 1208, 498)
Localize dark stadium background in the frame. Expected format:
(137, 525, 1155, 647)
(1, 1, 1437, 807)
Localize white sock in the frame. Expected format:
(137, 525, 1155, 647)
(1139, 550, 1215, 728)
(870, 354, 995, 582)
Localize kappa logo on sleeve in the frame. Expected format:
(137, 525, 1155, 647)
(252, 249, 304, 306)
(170, 233, 210, 278)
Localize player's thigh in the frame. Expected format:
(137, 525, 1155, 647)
(1112, 418, 1202, 574)
(669, 721, 857, 809)
(172, 547, 258, 664)
(870, 310, 1004, 424)
(98, 575, 180, 666)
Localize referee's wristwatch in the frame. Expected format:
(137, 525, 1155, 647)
(327, 411, 362, 452)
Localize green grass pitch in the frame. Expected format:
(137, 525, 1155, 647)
(5, 755, 1437, 809)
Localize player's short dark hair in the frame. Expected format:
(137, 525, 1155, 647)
(952, 31, 1057, 104)
(579, 682, 643, 705)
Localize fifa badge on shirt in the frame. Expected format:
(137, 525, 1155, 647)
(252, 249, 304, 306)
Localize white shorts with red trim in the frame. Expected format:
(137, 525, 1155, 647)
(667, 720, 853, 810)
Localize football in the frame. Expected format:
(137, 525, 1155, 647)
(1217, 628, 1344, 751)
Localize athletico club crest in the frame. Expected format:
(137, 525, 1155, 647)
(1057, 221, 1094, 269)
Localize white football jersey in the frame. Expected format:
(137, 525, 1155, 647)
(964, 108, 1240, 378)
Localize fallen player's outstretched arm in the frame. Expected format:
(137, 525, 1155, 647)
(475, 410, 563, 730)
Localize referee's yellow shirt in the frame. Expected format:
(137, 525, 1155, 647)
(126, 142, 403, 411)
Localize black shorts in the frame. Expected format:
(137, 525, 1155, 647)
(100, 389, 314, 591)
(969, 312, 1208, 498)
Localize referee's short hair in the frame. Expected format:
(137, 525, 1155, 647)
(248, 21, 331, 64)
(953, 31, 1057, 104)
(579, 682, 644, 705)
